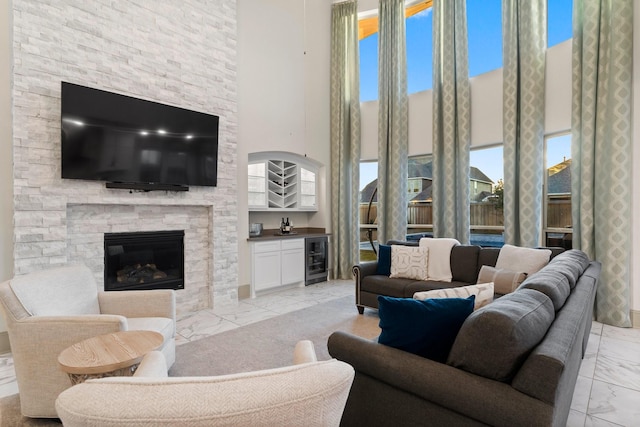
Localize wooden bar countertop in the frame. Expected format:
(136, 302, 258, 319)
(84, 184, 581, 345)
(247, 227, 330, 242)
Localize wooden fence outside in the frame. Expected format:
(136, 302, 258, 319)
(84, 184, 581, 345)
(359, 199, 571, 229)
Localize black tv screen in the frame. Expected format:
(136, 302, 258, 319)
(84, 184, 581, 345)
(61, 82, 219, 189)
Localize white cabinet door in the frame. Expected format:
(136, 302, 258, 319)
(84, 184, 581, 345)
(251, 238, 304, 295)
(281, 248, 305, 285)
(253, 251, 282, 292)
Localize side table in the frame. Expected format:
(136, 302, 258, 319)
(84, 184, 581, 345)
(58, 330, 163, 384)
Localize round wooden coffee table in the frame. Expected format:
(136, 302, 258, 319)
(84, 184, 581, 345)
(58, 330, 163, 384)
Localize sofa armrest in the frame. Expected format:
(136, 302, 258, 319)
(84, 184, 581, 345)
(8, 315, 126, 417)
(353, 261, 378, 280)
(353, 262, 379, 311)
(98, 289, 176, 322)
(11, 316, 127, 356)
(328, 331, 553, 427)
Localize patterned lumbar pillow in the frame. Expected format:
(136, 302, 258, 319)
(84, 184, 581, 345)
(477, 265, 527, 295)
(389, 245, 429, 280)
(413, 282, 494, 310)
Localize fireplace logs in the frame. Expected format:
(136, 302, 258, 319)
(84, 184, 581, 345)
(117, 263, 168, 284)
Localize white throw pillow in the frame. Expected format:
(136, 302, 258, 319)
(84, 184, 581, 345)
(390, 246, 429, 281)
(495, 244, 551, 276)
(413, 282, 494, 310)
(418, 238, 460, 282)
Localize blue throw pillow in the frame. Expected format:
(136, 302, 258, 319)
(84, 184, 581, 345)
(377, 295, 475, 362)
(376, 244, 392, 276)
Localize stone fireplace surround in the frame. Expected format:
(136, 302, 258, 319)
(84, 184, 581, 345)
(67, 202, 212, 315)
(13, 183, 239, 316)
(10, 0, 240, 317)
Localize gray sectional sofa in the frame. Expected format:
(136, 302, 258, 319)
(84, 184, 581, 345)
(329, 248, 600, 427)
(353, 240, 563, 313)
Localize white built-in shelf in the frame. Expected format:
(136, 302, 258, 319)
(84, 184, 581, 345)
(248, 152, 320, 212)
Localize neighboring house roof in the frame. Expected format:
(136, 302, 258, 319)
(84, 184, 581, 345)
(360, 161, 494, 203)
(548, 159, 571, 194)
(407, 160, 492, 184)
(411, 180, 433, 202)
(470, 167, 493, 184)
(407, 159, 433, 179)
(360, 179, 378, 203)
(361, 159, 571, 203)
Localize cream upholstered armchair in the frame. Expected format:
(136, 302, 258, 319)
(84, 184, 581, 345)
(0, 264, 176, 418)
(56, 341, 355, 427)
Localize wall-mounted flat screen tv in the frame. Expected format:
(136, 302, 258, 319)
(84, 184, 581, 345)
(61, 82, 219, 191)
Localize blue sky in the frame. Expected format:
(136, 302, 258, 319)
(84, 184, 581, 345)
(359, 0, 573, 190)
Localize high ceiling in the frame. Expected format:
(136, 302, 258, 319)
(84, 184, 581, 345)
(359, 0, 432, 40)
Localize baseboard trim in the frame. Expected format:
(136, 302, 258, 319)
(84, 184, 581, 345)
(632, 309, 640, 329)
(238, 284, 251, 300)
(0, 331, 10, 353)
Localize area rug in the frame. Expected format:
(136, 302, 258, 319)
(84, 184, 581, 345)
(170, 295, 380, 376)
(0, 295, 380, 425)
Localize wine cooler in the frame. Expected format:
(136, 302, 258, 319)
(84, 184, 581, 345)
(305, 236, 328, 285)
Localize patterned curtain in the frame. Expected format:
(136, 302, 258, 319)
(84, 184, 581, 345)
(571, 0, 633, 327)
(502, 0, 546, 247)
(330, 0, 361, 280)
(376, 0, 409, 245)
(431, 0, 470, 244)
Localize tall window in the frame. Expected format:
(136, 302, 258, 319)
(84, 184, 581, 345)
(470, 145, 504, 247)
(467, 0, 502, 77)
(544, 133, 572, 248)
(359, 1, 433, 101)
(406, 7, 433, 93)
(548, 0, 573, 47)
(359, 32, 379, 102)
(359, 161, 379, 260)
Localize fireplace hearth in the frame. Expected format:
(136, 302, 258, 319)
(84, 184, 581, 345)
(104, 230, 185, 291)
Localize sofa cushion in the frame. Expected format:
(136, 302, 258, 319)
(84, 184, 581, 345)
(477, 265, 527, 295)
(518, 269, 571, 311)
(413, 282, 494, 310)
(418, 238, 459, 281)
(361, 275, 415, 298)
(127, 317, 175, 344)
(450, 245, 481, 283)
(376, 244, 392, 276)
(447, 289, 555, 382)
(495, 244, 551, 275)
(548, 249, 590, 289)
(390, 246, 429, 281)
(477, 247, 501, 270)
(378, 295, 475, 363)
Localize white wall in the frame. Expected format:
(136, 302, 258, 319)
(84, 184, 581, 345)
(360, 39, 573, 153)
(236, 0, 332, 288)
(0, 1, 12, 342)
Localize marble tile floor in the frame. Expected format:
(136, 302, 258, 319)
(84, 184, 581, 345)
(0, 279, 639, 427)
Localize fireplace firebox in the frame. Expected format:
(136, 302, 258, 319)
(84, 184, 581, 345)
(104, 230, 184, 291)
